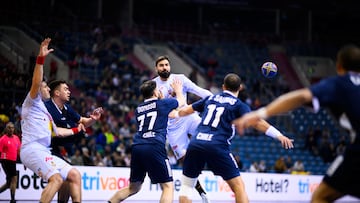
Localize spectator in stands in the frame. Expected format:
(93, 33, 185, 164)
(292, 160, 305, 173)
(249, 161, 259, 173)
(70, 148, 84, 166)
(258, 160, 267, 173)
(285, 156, 293, 172)
(273, 156, 287, 173)
(233, 44, 360, 202)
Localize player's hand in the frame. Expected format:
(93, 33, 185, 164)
(277, 135, 294, 149)
(90, 107, 103, 120)
(170, 77, 183, 94)
(38, 38, 54, 57)
(77, 123, 86, 133)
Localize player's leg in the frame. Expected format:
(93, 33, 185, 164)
(160, 181, 174, 203)
(179, 175, 198, 203)
(57, 181, 71, 203)
(108, 181, 142, 203)
(9, 175, 17, 202)
(178, 155, 207, 199)
(186, 114, 210, 202)
(0, 161, 11, 193)
(40, 173, 64, 203)
(311, 181, 343, 203)
(226, 176, 249, 203)
(66, 168, 82, 203)
(20, 148, 66, 203)
(109, 144, 146, 203)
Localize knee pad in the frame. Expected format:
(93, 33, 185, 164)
(179, 175, 197, 196)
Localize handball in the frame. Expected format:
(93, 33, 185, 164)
(261, 62, 278, 78)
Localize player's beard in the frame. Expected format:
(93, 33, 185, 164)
(158, 70, 170, 79)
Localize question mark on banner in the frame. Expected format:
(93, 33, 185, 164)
(284, 179, 289, 192)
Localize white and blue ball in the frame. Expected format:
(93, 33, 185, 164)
(261, 62, 278, 78)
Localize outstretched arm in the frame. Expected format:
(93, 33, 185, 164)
(233, 88, 313, 134)
(252, 119, 294, 149)
(80, 107, 104, 127)
(55, 123, 86, 137)
(29, 38, 54, 99)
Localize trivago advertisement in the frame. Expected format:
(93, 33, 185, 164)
(0, 164, 357, 202)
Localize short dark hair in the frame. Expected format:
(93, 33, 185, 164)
(223, 73, 241, 92)
(48, 80, 67, 97)
(155, 55, 170, 67)
(140, 80, 157, 99)
(337, 44, 360, 72)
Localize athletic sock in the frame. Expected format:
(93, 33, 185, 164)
(195, 181, 206, 195)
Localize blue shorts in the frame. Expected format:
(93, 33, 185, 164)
(182, 143, 240, 181)
(130, 144, 173, 184)
(323, 147, 360, 198)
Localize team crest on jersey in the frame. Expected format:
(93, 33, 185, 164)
(45, 156, 53, 162)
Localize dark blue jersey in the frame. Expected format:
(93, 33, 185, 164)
(133, 98, 178, 145)
(310, 72, 360, 145)
(191, 90, 251, 146)
(44, 100, 81, 155)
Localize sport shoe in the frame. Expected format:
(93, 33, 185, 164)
(200, 193, 211, 203)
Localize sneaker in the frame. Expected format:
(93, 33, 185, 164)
(200, 193, 211, 203)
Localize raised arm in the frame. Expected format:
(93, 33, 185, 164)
(171, 77, 186, 107)
(29, 38, 54, 99)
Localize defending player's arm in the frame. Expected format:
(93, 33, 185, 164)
(55, 123, 86, 137)
(171, 77, 186, 107)
(233, 88, 313, 134)
(252, 119, 294, 149)
(29, 38, 54, 99)
(182, 75, 213, 98)
(79, 107, 104, 127)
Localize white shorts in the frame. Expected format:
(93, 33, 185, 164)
(20, 143, 73, 181)
(167, 113, 201, 160)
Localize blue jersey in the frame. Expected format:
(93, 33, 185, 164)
(133, 98, 178, 145)
(44, 99, 81, 155)
(310, 72, 360, 145)
(191, 90, 251, 146)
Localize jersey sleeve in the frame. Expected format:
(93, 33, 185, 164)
(66, 104, 81, 123)
(236, 101, 251, 117)
(181, 74, 213, 98)
(161, 98, 179, 112)
(191, 96, 211, 112)
(310, 77, 338, 106)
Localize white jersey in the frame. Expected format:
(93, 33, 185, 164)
(20, 92, 72, 181)
(153, 74, 213, 159)
(21, 92, 56, 147)
(153, 74, 212, 127)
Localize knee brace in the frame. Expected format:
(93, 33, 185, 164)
(179, 175, 197, 197)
